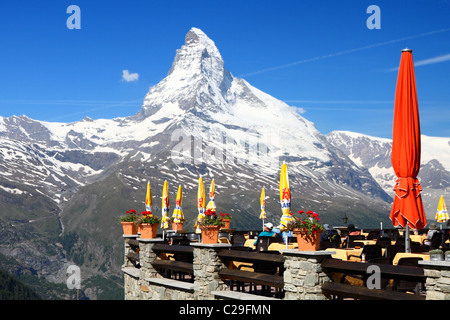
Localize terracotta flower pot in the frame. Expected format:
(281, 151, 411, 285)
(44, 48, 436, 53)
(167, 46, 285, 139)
(221, 219, 231, 229)
(172, 222, 184, 231)
(294, 229, 321, 251)
(138, 223, 158, 239)
(121, 222, 137, 235)
(200, 225, 221, 244)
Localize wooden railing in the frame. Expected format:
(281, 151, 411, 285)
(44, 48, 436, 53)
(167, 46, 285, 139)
(217, 248, 285, 298)
(320, 258, 426, 300)
(150, 243, 194, 281)
(125, 238, 140, 268)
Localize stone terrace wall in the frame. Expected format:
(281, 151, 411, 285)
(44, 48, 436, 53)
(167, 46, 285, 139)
(122, 236, 450, 300)
(282, 250, 332, 300)
(420, 260, 450, 300)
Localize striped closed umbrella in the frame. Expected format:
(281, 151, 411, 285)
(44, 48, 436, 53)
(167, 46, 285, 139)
(161, 180, 170, 230)
(259, 188, 267, 230)
(435, 195, 448, 224)
(145, 181, 152, 213)
(206, 179, 216, 213)
(195, 177, 206, 233)
(279, 162, 294, 231)
(172, 185, 184, 224)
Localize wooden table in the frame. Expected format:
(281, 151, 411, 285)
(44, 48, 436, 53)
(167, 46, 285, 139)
(325, 248, 363, 261)
(268, 243, 297, 250)
(410, 234, 427, 243)
(244, 239, 256, 249)
(243, 239, 297, 251)
(392, 252, 430, 265)
(357, 240, 376, 246)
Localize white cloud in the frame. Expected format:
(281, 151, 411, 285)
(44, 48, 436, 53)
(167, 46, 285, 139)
(388, 53, 450, 72)
(292, 106, 306, 114)
(122, 70, 139, 82)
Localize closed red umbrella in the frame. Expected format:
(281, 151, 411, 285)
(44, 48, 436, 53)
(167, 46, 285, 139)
(389, 48, 427, 251)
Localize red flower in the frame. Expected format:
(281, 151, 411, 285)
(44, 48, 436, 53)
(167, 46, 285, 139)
(290, 209, 324, 236)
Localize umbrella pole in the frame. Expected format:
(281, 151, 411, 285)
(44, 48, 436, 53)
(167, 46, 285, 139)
(405, 226, 411, 253)
(285, 232, 288, 250)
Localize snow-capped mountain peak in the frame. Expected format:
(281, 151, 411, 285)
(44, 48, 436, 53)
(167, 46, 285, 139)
(168, 27, 225, 79)
(137, 28, 232, 119)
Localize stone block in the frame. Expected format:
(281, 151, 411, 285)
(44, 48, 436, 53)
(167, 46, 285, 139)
(437, 277, 450, 285)
(304, 273, 318, 287)
(438, 284, 450, 293)
(424, 269, 441, 278)
(427, 291, 446, 300)
(284, 270, 292, 283)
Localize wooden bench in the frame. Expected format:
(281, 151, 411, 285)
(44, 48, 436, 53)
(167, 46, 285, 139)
(151, 244, 194, 281)
(126, 238, 140, 251)
(321, 282, 424, 300)
(321, 258, 426, 300)
(152, 243, 193, 258)
(126, 252, 140, 268)
(218, 268, 284, 289)
(218, 248, 285, 266)
(125, 238, 140, 268)
(217, 249, 285, 297)
(152, 259, 193, 274)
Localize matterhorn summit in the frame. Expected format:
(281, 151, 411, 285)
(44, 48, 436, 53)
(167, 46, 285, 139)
(138, 27, 233, 119)
(136, 28, 331, 168)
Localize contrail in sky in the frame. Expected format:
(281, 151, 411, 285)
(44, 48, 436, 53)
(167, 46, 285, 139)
(415, 53, 450, 67)
(239, 28, 450, 77)
(388, 53, 450, 72)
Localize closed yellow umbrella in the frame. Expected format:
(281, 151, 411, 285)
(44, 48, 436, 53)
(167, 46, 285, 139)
(161, 180, 170, 230)
(195, 177, 206, 233)
(206, 179, 216, 213)
(435, 195, 448, 223)
(279, 162, 294, 231)
(145, 181, 152, 213)
(172, 185, 184, 225)
(259, 188, 267, 230)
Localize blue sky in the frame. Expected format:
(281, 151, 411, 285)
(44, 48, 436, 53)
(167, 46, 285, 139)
(0, 1, 449, 139)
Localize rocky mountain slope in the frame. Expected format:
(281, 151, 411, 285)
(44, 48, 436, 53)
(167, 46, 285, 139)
(326, 130, 450, 219)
